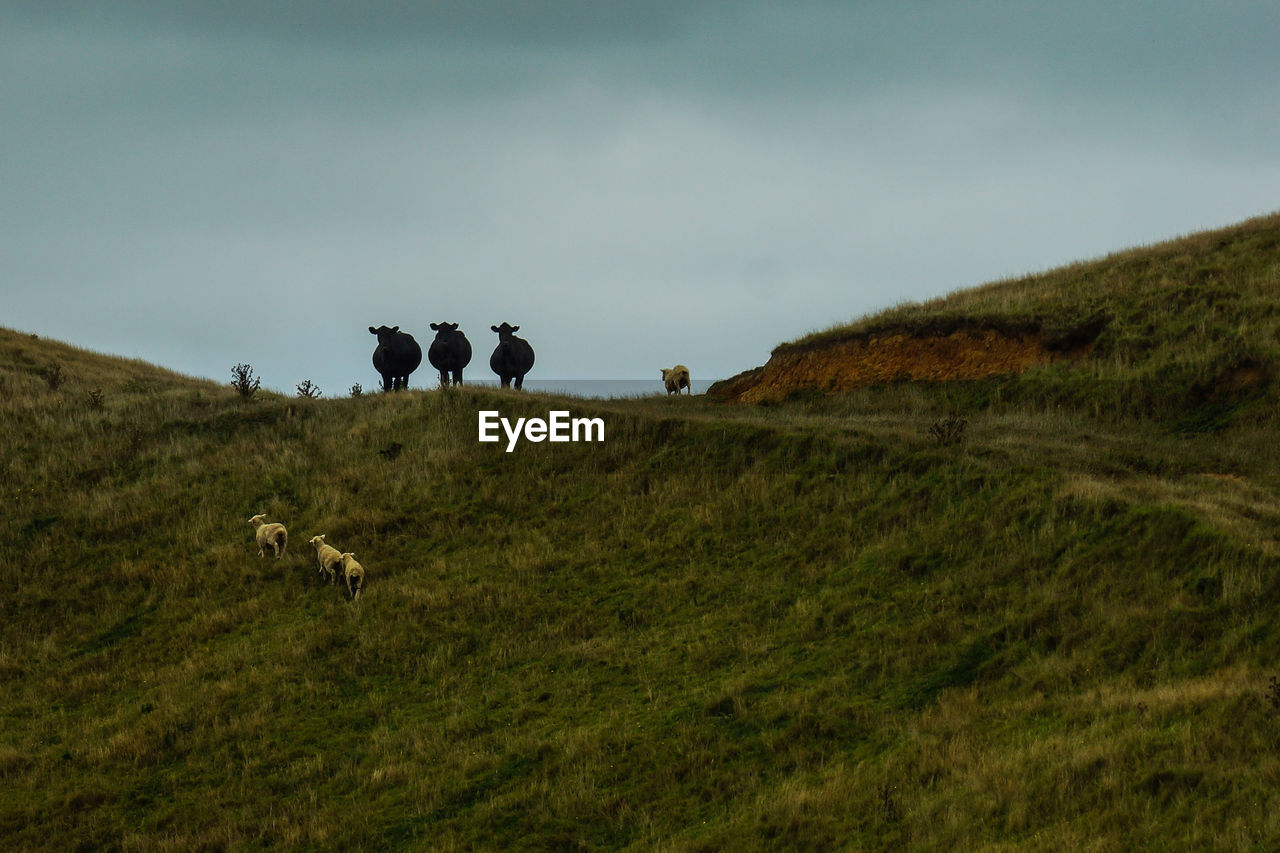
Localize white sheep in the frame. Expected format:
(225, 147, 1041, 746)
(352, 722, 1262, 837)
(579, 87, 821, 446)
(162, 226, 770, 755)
(248, 513, 288, 559)
(661, 364, 691, 396)
(308, 534, 343, 584)
(339, 553, 366, 601)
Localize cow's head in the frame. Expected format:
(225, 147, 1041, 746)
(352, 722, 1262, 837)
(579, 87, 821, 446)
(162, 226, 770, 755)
(369, 325, 400, 345)
(491, 322, 520, 339)
(430, 322, 460, 335)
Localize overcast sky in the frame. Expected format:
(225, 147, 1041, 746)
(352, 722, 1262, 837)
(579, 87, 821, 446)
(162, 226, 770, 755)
(4, 2, 1279, 392)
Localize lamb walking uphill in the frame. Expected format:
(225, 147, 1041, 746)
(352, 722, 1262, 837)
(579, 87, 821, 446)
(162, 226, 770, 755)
(339, 553, 366, 601)
(248, 514, 288, 558)
(308, 534, 343, 584)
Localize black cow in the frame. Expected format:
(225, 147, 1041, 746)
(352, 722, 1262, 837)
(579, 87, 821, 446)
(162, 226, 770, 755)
(489, 323, 535, 389)
(368, 325, 422, 391)
(427, 322, 473, 386)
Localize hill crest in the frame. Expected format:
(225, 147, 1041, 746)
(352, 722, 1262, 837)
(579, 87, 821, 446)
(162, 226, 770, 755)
(710, 212, 1280, 409)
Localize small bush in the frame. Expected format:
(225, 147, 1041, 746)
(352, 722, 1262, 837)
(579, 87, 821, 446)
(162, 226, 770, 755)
(230, 364, 260, 399)
(928, 413, 968, 446)
(40, 363, 66, 391)
(350, 383, 363, 398)
(296, 380, 322, 399)
(87, 388, 105, 410)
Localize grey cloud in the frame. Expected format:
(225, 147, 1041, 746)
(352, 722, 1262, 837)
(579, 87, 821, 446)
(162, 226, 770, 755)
(1, 1, 713, 47)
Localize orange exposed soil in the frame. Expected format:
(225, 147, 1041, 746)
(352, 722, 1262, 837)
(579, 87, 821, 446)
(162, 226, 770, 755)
(711, 327, 1091, 404)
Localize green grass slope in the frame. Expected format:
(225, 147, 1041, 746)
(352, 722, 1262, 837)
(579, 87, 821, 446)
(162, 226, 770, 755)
(4, 212, 1280, 851)
(787, 211, 1280, 424)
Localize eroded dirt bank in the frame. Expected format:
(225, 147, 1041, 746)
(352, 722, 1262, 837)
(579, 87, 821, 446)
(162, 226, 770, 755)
(709, 320, 1102, 404)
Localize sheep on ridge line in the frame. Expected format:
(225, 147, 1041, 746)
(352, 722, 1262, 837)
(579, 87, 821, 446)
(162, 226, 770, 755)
(339, 553, 366, 601)
(661, 364, 691, 396)
(248, 514, 288, 558)
(308, 534, 343, 584)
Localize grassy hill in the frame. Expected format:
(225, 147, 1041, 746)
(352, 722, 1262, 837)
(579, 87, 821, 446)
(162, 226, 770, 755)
(4, 214, 1280, 850)
(714, 212, 1280, 425)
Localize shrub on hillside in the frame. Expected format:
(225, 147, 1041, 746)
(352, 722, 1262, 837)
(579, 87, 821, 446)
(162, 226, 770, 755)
(928, 412, 968, 446)
(296, 379, 322, 399)
(40, 363, 66, 391)
(230, 363, 260, 399)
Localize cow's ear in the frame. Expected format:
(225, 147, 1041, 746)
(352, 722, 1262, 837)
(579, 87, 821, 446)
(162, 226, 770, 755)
(369, 326, 377, 334)
(491, 325, 500, 332)
(511, 325, 520, 332)
(392, 326, 399, 332)
(430, 323, 440, 330)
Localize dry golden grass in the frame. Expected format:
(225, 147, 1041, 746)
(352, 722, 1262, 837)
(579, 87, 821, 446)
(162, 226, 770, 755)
(1062, 471, 1280, 557)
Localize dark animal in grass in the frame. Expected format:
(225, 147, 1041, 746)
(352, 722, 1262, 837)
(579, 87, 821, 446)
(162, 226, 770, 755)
(368, 325, 422, 391)
(489, 323, 535, 389)
(427, 322, 473, 386)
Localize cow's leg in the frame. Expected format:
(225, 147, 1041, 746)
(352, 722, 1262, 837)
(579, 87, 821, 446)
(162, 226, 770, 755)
(514, 374, 524, 390)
